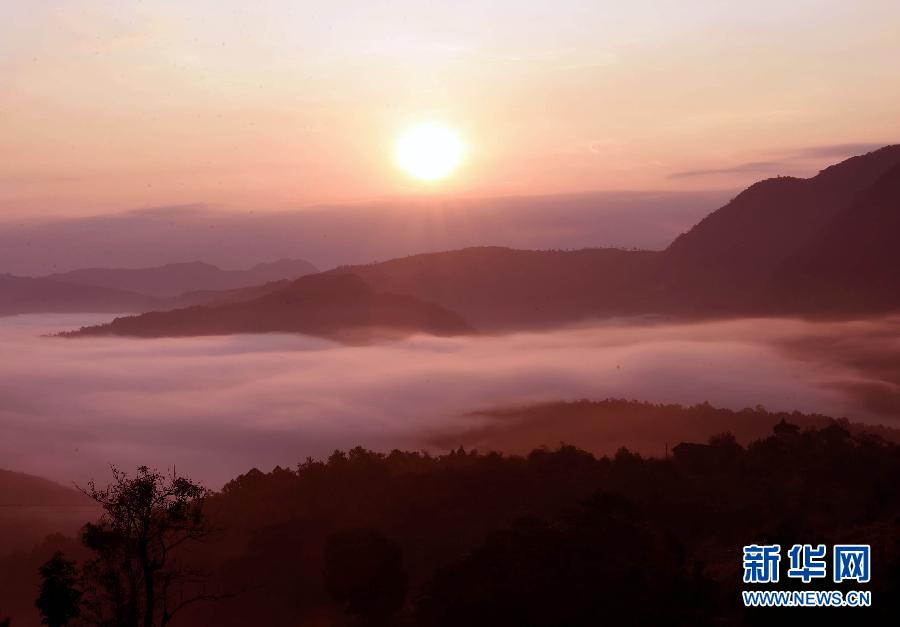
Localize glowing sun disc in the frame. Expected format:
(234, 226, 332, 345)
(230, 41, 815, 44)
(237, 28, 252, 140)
(395, 124, 464, 181)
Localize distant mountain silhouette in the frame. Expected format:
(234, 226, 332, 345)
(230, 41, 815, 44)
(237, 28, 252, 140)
(0, 191, 729, 276)
(45, 258, 317, 298)
(45, 145, 900, 332)
(66, 272, 474, 341)
(0, 274, 157, 316)
(337, 145, 900, 325)
(0, 260, 316, 317)
(0, 469, 86, 507)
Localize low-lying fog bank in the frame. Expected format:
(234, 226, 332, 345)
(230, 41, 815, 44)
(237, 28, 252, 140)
(1, 313, 898, 488)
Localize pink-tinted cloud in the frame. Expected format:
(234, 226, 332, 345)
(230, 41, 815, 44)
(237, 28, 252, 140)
(1, 314, 897, 488)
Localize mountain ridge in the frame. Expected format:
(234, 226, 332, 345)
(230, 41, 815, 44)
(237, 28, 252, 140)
(39, 144, 900, 335)
(768, 161, 900, 312)
(0, 274, 158, 316)
(44, 258, 318, 298)
(658, 144, 900, 310)
(65, 272, 475, 341)
(339, 145, 900, 323)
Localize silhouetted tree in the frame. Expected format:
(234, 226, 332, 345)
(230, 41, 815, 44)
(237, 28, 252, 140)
(772, 419, 800, 437)
(325, 528, 407, 626)
(79, 466, 216, 627)
(35, 552, 81, 627)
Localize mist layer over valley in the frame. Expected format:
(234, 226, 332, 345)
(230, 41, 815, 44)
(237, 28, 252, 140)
(4, 146, 900, 492)
(3, 313, 899, 489)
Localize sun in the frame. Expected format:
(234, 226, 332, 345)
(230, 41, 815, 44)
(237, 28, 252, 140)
(395, 124, 464, 181)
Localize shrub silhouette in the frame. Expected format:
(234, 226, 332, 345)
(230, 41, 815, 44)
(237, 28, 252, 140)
(35, 551, 81, 627)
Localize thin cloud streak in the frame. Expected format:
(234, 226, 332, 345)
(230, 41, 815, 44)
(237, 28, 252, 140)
(669, 161, 783, 179)
(669, 142, 895, 179)
(794, 142, 892, 159)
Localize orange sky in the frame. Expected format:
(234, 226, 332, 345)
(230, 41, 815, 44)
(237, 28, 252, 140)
(2, 0, 899, 218)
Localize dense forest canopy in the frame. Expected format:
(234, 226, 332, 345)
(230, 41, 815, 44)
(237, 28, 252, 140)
(2, 404, 897, 626)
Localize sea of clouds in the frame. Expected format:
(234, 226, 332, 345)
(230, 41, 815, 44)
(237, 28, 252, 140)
(1, 313, 898, 488)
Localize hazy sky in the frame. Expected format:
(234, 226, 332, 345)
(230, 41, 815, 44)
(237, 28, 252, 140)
(2, 0, 899, 217)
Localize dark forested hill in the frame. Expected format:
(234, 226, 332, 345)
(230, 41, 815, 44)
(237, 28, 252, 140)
(65, 272, 474, 341)
(769, 162, 900, 313)
(2, 408, 897, 626)
(665, 145, 900, 281)
(343, 246, 659, 329)
(429, 399, 900, 457)
(660, 145, 900, 312)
